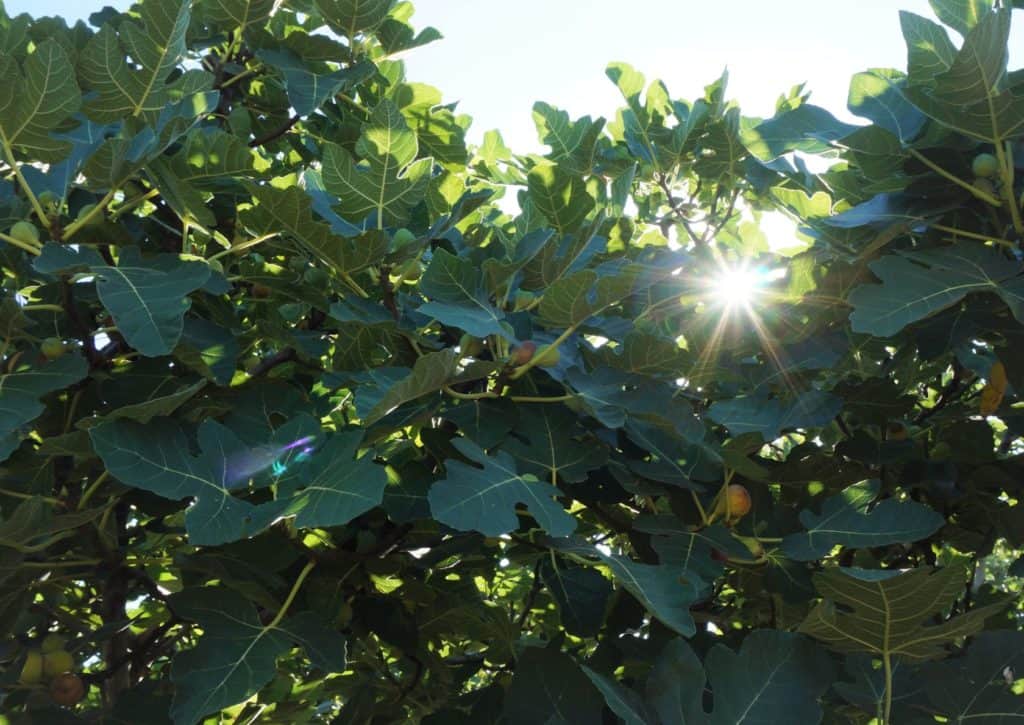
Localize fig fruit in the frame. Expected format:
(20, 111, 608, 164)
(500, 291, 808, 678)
(19, 650, 43, 684)
(459, 333, 485, 357)
(509, 340, 536, 366)
(392, 228, 416, 247)
(725, 484, 752, 518)
(75, 203, 103, 227)
(10, 220, 40, 244)
(42, 649, 74, 678)
(972, 152, 999, 178)
(251, 283, 271, 298)
(41, 337, 66, 360)
(49, 673, 86, 706)
(513, 289, 536, 311)
(535, 345, 560, 367)
(41, 634, 66, 654)
(973, 177, 997, 198)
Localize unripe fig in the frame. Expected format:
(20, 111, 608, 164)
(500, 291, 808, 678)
(304, 267, 329, 286)
(392, 228, 416, 247)
(41, 337, 67, 360)
(41, 634, 66, 654)
(19, 650, 43, 684)
(509, 340, 536, 366)
(251, 283, 271, 298)
(973, 177, 997, 198)
(42, 649, 74, 678)
(513, 289, 536, 311)
(972, 152, 999, 178)
(38, 190, 60, 214)
(459, 333, 485, 357)
(123, 181, 143, 199)
(535, 344, 560, 367)
(76, 203, 103, 227)
(395, 258, 421, 281)
(10, 220, 40, 244)
(49, 672, 86, 706)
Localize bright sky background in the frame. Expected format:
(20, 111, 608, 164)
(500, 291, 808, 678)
(8, 0, 1023, 152)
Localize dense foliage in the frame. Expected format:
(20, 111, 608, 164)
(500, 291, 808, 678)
(1, 0, 1023, 722)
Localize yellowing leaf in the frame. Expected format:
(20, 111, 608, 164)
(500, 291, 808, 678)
(979, 360, 1007, 415)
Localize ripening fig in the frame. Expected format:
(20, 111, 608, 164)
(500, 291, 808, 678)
(509, 340, 536, 366)
(19, 650, 43, 684)
(972, 152, 999, 178)
(725, 484, 752, 518)
(251, 283, 271, 298)
(42, 649, 74, 678)
(10, 220, 40, 244)
(535, 344, 560, 367)
(41, 337, 67, 360)
(886, 421, 908, 441)
(49, 672, 86, 706)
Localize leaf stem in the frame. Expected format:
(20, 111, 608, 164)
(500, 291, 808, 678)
(931, 223, 1016, 248)
(78, 471, 110, 511)
(1, 137, 50, 230)
(996, 140, 1024, 236)
(0, 230, 41, 255)
(21, 304, 63, 312)
(340, 271, 370, 298)
(63, 190, 116, 240)
(508, 323, 581, 380)
(268, 559, 316, 629)
(442, 385, 574, 403)
(882, 652, 894, 724)
(207, 232, 279, 261)
(110, 188, 160, 221)
(0, 488, 61, 505)
(907, 148, 1002, 207)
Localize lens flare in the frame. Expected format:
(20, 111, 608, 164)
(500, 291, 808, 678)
(226, 435, 318, 485)
(711, 263, 765, 309)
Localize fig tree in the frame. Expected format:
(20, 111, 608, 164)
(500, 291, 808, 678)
(392, 228, 416, 247)
(41, 634, 66, 654)
(459, 333, 485, 357)
(76, 203, 103, 227)
(513, 289, 535, 311)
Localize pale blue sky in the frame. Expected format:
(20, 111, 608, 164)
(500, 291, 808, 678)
(7, 1, 1023, 153)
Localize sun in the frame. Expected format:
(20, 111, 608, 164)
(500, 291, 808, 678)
(710, 263, 764, 309)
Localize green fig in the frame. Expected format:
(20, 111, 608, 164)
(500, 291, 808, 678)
(10, 220, 40, 244)
(972, 152, 999, 178)
(535, 344, 560, 367)
(513, 289, 536, 311)
(42, 649, 73, 678)
(41, 337, 66, 360)
(19, 650, 43, 684)
(392, 228, 416, 247)
(41, 634, 66, 654)
(76, 203, 103, 227)
(459, 333, 485, 357)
